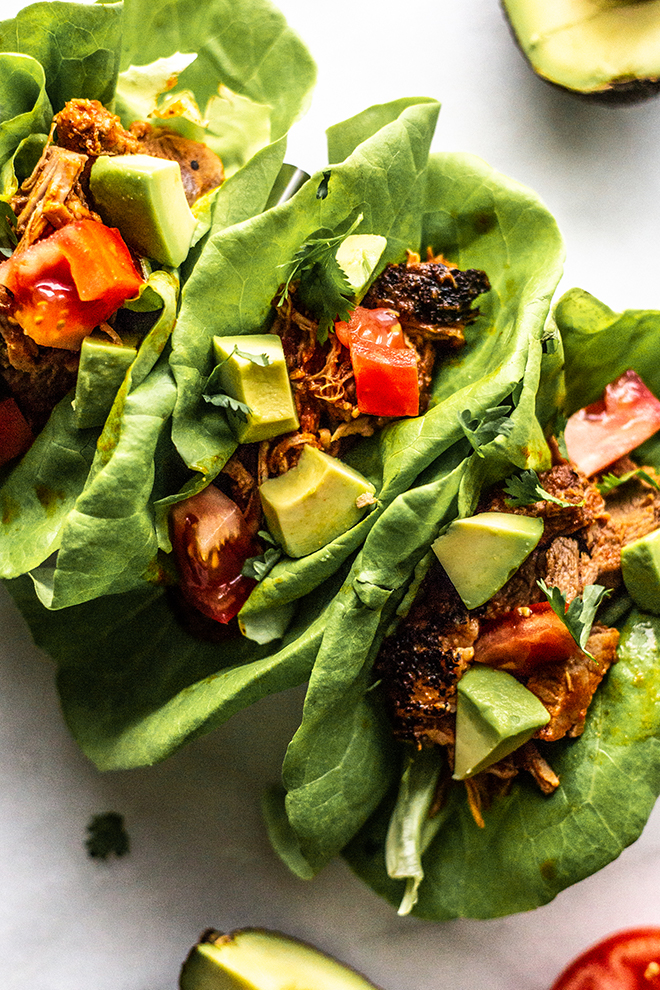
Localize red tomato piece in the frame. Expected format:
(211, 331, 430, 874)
(550, 928, 660, 990)
(0, 220, 143, 350)
(334, 305, 419, 417)
(473, 601, 578, 675)
(564, 369, 660, 477)
(0, 397, 34, 466)
(169, 485, 261, 624)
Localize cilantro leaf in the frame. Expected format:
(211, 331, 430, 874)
(231, 346, 271, 366)
(85, 812, 130, 860)
(458, 405, 515, 457)
(537, 579, 610, 661)
(202, 362, 252, 421)
(241, 545, 282, 581)
(278, 214, 364, 343)
(504, 469, 584, 508)
(0, 201, 17, 246)
(597, 468, 660, 496)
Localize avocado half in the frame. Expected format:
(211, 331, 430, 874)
(502, 0, 660, 103)
(179, 928, 381, 990)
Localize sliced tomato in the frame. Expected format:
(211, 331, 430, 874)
(0, 397, 34, 467)
(473, 601, 578, 675)
(550, 928, 660, 990)
(564, 369, 660, 477)
(0, 219, 143, 350)
(334, 305, 419, 417)
(169, 485, 261, 624)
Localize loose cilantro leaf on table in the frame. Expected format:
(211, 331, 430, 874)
(538, 579, 610, 661)
(458, 405, 515, 456)
(597, 468, 660, 495)
(278, 214, 363, 343)
(85, 812, 130, 860)
(504, 469, 584, 508)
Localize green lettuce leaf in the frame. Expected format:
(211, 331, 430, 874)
(0, 53, 52, 203)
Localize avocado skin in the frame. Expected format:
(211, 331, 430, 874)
(501, 1, 660, 105)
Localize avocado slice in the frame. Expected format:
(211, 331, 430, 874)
(259, 445, 376, 558)
(335, 234, 387, 299)
(89, 154, 196, 266)
(212, 334, 299, 443)
(73, 335, 137, 429)
(621, 528, 660, 614)
(179, 928, 380, 990)
(431, 511, 543, 610)
(453, 665, 550, 779)
(502, 0, 660, 102)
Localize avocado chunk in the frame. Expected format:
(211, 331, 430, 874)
(621, 529, 660, 614)
(431, 511, 543, 610)
(89, 154, 196, 266)
(180, 928, 380, 990)
(335, 234, 387, 299)
(259, 445, 376, 558)
(453, 665, 550, 779)
(212, 334, 299, 443)
(503, 0, 660, 102)
(73, 335, 137, 428)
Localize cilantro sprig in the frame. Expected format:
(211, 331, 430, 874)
(241, 531, 282, 582)
(504, 469, 585, 508)
(458, 405, 515, 457)
(537, 579, 610, 661)
(201, 346, 271, 422)
(278, 214, 364, 343)
(597, 468, 660, 496)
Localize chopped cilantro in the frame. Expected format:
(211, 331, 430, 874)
(504, 469, 584, 508)
(242, 545, 282, 581)
(537, 579, 610, 661)
(316, 170, 331, 200)
(202, 362, 252, 421)
(597, 468, 660, 495)
(278, 214, 364, 343)
(85, 812, 130, 860)
(458, 405, 515, 457)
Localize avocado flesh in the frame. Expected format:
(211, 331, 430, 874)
(431, 511, 543, 610)
(453, 665, 550, 779)
(503, 0, 660, 100)
(621, 528, 660, 613)
(179, 929, 380, 990)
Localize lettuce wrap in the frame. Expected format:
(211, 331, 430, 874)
(0, 0, 315, 596)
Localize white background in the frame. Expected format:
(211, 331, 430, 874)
(3, 1, 660, 987)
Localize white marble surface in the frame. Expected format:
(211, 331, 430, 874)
(4, 1, 660, 987)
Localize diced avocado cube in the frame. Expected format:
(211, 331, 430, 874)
(335, 233, 387, 298)
(89, 154, 196, 267)
(179, 928, 379, 990)
(453, 665, 550, 779)
(212, 334, 299, 443)
(431, 511, 544, 610)
(73, 335, 137, 429)
(259, 445, 376, 558)
(621, 529, 660, 614)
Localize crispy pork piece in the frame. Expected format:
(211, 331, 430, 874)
(54, 99, 140, 159)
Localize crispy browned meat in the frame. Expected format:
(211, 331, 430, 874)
(131, 123, 225, 204)
(54, 99, 140, 159)
(362, 249, 490, 342)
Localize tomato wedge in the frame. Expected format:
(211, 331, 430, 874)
(0, 219, 143, 350)
(169, 485, 261, 624)
(334, 305, 419, 418)
(550, 928, 660, 990)
(564, 369, 660, 477)
(473, 601, 578, 675)
(0, 397, 34, 466)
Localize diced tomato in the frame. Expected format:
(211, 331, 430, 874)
(564, 369, 660, 477)
(169, 485, 261, 624)
(550, 928, 660, 990)
(0, 397, 34, 467)
(0, 219, 143, 350)
(334, 305, 419, 418)
(473, 601, 578, 675)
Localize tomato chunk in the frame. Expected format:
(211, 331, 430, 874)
(473, 601, 578, 675)
(564, 369, 660, 477)
(0, 397, 34, 466)
(0, 220, 143, 350)
(169, 485, 261, 624)
(334, 305, 419, 418)
(550, 928, 660, 990)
